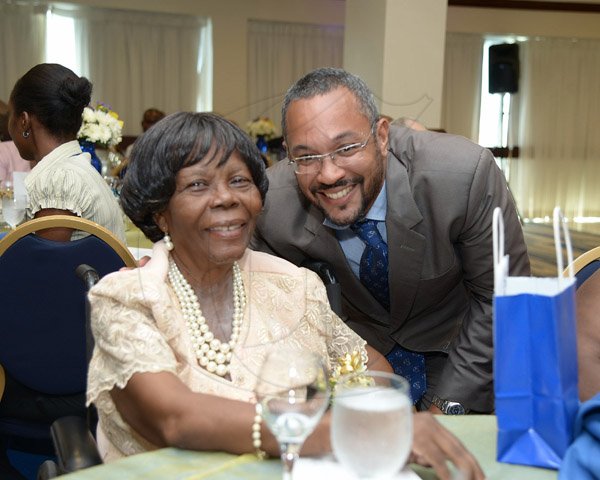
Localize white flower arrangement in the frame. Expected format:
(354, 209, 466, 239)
(77, 103, 123, 148)
(245, 117, 277, 140)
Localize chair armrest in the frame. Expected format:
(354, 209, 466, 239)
(50, 416, 102, 473)
(37, 460, 60, 480)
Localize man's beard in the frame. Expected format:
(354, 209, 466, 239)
(311, 147, 386, 227)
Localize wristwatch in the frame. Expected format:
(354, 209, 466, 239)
(430, 395, 468, 415)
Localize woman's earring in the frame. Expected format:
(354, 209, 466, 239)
(22, 130, 30, 138)
(163, 233, 174, 251)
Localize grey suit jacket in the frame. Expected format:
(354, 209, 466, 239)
(251, 125, 530, 412)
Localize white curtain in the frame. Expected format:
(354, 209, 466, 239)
(246, 20, 344, 136)
(441, 33, 484, 141)
(0, 2, 46, 101)
(54, 6, 210, 136)
(510, 37, 600, 220)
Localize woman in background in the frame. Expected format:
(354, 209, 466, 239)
(7, 63, 125, 241)
(0, 99, 30, 185)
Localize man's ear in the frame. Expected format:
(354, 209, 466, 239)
(375, 117, 390, 156)
(282, 139, 288, 157)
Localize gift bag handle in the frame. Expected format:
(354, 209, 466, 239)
(553, 206, 574, 281)
(494, 206, 574, 292)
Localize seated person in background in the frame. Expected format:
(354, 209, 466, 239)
(7, 63, 125, 242)
(0, 100, 30, 184)
(123, 107, 165, 159)
(86, 112, 484, 480)
(114, 108, 166, 178)
(575, 268, 600, 402)
(251, 67, 530, 415)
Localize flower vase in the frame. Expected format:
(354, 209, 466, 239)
(256, 135, 268, 155)
(79, 140, 102, 174)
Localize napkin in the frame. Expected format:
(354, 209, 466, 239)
(294, 455, 420, 479)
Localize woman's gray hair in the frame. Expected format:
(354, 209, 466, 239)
(281, 67, 379, 137)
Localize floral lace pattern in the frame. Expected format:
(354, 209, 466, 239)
(86, 247, 366, 461)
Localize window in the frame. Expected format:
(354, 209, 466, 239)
(46, 9, 77, 73)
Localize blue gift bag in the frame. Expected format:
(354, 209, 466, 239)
(493, 206, 579, 469)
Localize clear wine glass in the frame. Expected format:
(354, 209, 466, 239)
(255, 349, 330, 480)
(331, 371, 413, 479)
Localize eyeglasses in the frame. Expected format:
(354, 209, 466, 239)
(287, 123, 376, 175)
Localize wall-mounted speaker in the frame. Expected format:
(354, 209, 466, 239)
(489, 43, 519, 94)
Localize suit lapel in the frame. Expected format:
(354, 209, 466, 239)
(301, 205, 389, 317)
(385, 149, 426, 329)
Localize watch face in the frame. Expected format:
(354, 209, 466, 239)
(446, 402, 465, 415)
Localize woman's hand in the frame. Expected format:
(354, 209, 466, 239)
(301, 410, 332, 455)
(410, 412, 485, 480)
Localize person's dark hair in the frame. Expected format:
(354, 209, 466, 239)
(281, 67, 379, 137)
(121, 112, 269, 242)
(9, 63, 92, 139)
(141, 108, 166, 131)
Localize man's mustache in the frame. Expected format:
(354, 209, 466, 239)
(311, 177, 363, 194)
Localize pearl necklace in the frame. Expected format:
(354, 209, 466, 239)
(168, 260, 246, 377)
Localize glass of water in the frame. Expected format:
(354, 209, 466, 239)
(332, 371, 413, 479)
(255, 349, 330, 480)
(1, 189, 26, 229)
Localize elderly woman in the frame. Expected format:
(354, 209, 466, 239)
(7, 63, 125, 241)
(86, 112, 483, 480)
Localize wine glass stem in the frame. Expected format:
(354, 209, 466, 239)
(280, 442, 301, 480)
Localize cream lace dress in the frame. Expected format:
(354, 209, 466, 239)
(86, 242, 366, 462)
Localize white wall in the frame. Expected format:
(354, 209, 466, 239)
(344, 0, 447, 128)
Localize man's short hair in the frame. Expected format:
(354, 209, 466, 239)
(281, 68, 379, 137)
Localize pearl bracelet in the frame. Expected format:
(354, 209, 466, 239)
(252, 403, 267, 460)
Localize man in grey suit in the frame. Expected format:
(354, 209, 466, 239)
(251, 67, 530, 415)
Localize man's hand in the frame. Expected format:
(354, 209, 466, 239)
(119, 255, 150, 272)
(410, 412, 485, 480)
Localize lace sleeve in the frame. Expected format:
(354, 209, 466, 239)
(86, 272, 178, 415)
(302, 270, 368, 367)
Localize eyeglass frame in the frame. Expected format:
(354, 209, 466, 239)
(286, 121, 378, 175)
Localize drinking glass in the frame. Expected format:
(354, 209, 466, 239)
(1, 185, 26, 229)
(255, 349, 330, 480)
(331, 371, 413, 479)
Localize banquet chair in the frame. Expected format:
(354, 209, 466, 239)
(0, 215, 136, 478)
(563, 245, 600, 288)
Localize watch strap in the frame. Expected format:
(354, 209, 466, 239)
(431, 395, 467, 415)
